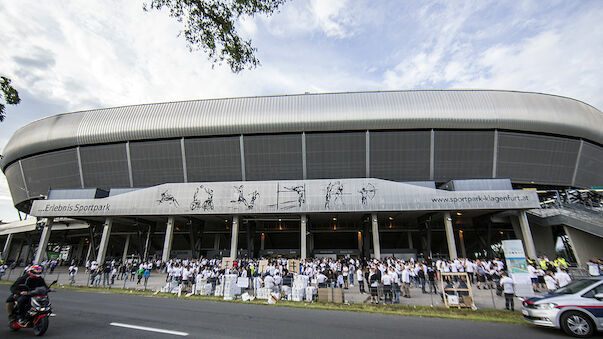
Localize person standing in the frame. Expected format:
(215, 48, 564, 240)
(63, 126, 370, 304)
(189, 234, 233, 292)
(401, 265, 411, 298)
(68, 264, 78, 284)
(356, 266, 365, 293)
(499, 272, 515, 311)
(381, 269, 393, 304)
(544, 271, 557, 292)
(369, 267, 379, 304)
(555, 269, 572, 288)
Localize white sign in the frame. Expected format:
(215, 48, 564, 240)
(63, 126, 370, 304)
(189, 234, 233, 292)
(30, 178, 540, 217)
(502, 239, 535, 297)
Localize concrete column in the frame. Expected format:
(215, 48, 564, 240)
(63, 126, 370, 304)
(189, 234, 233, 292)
(2, 233, 14, 261)
(96, 218, 113, 264)
(230, 216, 239, 258)
(85, 242, 93, 263)
(34, 218, 53, 265)
(162, 217, 175, 262)
(407, 231, 413, 248)
(371, 213, 381, 260)
(459, 230, 467, 258)
(122, 234, 131, 263)
(301, 215, 307, 260)
(444, 212, 457, 259)
(518, 210, 537, 259)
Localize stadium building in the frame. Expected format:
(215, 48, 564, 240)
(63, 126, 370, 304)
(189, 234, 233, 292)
(1, 90, 602, 266)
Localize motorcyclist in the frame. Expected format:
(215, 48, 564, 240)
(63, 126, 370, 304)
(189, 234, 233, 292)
(6, 265, 48, 325)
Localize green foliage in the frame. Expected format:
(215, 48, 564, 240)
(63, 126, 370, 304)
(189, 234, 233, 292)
(144, 0, 286, 73)
(0, 76, 21, 122)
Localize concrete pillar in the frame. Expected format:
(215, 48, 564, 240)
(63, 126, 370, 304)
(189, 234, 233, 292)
(85, 242, 93, 263)
(2, 233, 14, 261)
(122, 234, 131, 263)
(96, 218, 113, 264)
(33, 218, 53, 264)
(162, 217, 175, 262)
(443, 212, 457, 259)
(518, 210, 537, 259)
(371, 213, 381, 260)
(300, 215, 307, 259)
(230, 216, 239, 258)
(407, 231, 413, 248)
(458, 230, 467, 258)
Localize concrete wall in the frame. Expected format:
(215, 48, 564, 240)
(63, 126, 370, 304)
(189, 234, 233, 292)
(530, 223, 557, 259)
(564, 226, 603, 268)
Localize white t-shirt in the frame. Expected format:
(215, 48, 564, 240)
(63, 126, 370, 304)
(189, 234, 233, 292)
(588, 262, 600, 276)
(382, 273, 392, 285)
(544, 275, 557, 291)
(500, 276, 514, 294)
(555, 271, 572, 287)
(356, 269, 364, 281)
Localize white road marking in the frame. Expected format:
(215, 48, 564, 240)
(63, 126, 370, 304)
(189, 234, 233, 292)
(110, 322, 189, 336)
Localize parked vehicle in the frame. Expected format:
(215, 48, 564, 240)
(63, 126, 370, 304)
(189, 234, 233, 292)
(521, 277, 603, 337)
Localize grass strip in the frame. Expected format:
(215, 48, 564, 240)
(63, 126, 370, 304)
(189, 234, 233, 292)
(0, 280, 524, 325)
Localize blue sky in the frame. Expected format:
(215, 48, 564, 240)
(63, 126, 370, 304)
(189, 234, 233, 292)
(0, 0, 602, 222)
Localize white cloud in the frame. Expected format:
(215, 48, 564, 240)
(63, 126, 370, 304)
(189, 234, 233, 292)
(261, 0, 359, 38)
(381, 1, 603, 110)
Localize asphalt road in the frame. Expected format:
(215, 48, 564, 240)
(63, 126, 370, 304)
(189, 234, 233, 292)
(1, 286, 574, 339)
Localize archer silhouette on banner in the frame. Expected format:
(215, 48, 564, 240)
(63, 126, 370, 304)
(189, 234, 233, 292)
(231, 185, 259, 210)
(325, 181, 345, 208)
(190, 185, 214, 211)
(359, 183, 376, 205)
(157, 190, 179, 206)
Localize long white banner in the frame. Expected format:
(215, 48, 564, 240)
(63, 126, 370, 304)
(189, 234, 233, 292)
(30, 178, 540, 217)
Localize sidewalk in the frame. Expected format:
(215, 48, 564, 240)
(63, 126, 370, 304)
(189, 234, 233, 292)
(0, 266, 521, 311)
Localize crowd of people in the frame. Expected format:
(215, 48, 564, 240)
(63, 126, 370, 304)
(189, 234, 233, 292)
(6, 253, 602, 312)
(70, 255, 579, 306)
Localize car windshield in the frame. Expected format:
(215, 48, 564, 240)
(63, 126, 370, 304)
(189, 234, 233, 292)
(553, 279, 596, 295)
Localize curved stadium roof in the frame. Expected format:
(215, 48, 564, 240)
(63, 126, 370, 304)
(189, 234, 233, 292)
(2, 89, 602, 170)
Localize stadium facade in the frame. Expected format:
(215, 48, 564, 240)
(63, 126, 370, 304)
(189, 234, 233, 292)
(1, 90, 602, 266)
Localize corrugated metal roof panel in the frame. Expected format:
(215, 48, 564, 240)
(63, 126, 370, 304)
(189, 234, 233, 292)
(2, 90, 602, 169)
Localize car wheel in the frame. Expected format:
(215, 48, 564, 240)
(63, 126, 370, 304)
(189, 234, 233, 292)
(560, 311, 595, 338)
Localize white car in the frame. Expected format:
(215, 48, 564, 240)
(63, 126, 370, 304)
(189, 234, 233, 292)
(521, 277, 603, 337)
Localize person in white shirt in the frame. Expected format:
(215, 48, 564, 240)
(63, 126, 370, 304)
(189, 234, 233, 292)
(356, 267, 365, 293)
(587, 259, 601, 276)
(381, 269, 393, 304)
(544, 271, 557, 291)
(316, 271, 327, 288)
(68, 265, 78, 284)
(555, 269, 572, 287)
(401, 267, 411, 298)
(264, 274, 275, 291)
(342, 265, 349, 289)
(499, 272, 515, 311)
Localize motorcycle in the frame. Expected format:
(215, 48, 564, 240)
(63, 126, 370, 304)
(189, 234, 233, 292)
(8, 280, 57, 336)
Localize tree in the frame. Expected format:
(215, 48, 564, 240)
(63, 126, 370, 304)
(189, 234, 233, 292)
(144, 0, 287, 73)
(0, 76, 20, 122)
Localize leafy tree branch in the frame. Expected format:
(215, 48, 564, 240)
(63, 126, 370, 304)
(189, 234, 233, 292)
(144, 0, 287, 73)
